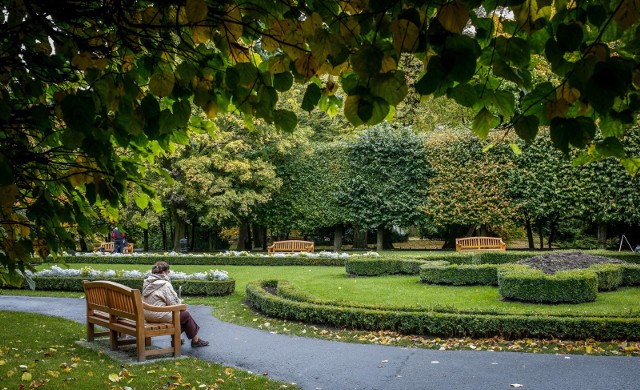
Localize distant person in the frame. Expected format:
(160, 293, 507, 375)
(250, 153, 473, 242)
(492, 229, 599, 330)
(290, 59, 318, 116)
(142, 261, 210, 348)
(111, 227, 125, 253)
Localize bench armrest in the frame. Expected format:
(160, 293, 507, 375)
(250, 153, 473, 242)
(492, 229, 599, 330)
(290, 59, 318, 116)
(143, 302, 187, 312)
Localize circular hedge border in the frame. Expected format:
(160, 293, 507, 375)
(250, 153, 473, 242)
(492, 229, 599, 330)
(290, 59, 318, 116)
(246, 280, 640, 340)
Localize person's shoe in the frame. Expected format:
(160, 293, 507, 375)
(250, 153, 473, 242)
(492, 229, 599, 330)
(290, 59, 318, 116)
(191, 338, 209, 348)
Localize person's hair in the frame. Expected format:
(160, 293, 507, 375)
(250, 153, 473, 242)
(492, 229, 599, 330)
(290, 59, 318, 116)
(151, 261, 170, 274)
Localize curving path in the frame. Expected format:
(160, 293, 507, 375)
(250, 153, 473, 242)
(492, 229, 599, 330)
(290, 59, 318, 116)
(1, 295, 639, 390)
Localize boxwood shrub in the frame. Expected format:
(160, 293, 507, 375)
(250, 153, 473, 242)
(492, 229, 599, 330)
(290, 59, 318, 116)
(45, 255, 346, 267)
(345, 258, 427, 276)
(246, 280, 640, 340)
(498, 265, 598, 304)
(622, 264, 640, 285)
(589, 264, 623, 291)
(14, 276, 235, 296)
(419, 262, 501, 286)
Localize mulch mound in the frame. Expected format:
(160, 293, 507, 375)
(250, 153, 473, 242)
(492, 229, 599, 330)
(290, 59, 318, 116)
(516, 252, 627, 274)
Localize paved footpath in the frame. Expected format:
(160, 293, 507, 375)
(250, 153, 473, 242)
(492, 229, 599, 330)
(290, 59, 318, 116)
(1, 295, 639, 390)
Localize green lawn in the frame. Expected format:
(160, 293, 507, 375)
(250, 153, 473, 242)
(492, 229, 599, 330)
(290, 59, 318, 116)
(36, 263, 640, 317)
(0, 311, 294, 389)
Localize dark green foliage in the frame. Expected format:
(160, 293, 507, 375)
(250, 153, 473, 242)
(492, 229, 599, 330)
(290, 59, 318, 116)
(12, 277, 235, 296)
(338, 123, 432, 230)
(246, 280, 640, 340)
(345, 258, 427, 276)
(498, 265, 598, 304)
(419, 263, 501, 286)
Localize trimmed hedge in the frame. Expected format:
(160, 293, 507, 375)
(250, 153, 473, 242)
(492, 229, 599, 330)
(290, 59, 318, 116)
(498, 265, 598, 304)
(345, 258, 427, 276)
(246, 280, 640, 340)
(13, 276, 235, 296)
(419, 262, 501, 286)
(44, 255, 346, 267)
(589, 264, 623, 291)
(622, 264, 640, 285)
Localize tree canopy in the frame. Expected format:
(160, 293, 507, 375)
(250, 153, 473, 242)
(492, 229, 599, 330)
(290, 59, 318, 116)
(4, 0, 640, 284)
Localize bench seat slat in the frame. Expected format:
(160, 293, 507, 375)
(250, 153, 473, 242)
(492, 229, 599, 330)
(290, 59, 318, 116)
(267, 240, 315, 254)
(455, 237, 506, 252)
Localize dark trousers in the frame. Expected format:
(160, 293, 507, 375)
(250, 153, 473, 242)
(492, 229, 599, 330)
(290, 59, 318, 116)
(113, 241, 123, 253)
(180, 311, 200, 339)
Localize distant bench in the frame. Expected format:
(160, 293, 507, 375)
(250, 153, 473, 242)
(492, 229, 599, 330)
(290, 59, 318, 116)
(455, 237, 506, 252)
(98, 242, 134, 254)
(268, 240, 315, 254)
(83, 280, 185, 362)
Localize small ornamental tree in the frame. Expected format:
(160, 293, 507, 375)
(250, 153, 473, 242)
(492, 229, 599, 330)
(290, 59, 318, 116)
(339, 123, 432, 251)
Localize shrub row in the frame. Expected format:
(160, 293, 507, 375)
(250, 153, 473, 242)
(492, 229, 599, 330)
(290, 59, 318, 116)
(497, 265, 598, 304)
(419, 262, 501, 286)
(345, 258, 427, 275)
(12, 276, 235, 296)
(44, 255, 346, 267)
(246, 280, 640, 340)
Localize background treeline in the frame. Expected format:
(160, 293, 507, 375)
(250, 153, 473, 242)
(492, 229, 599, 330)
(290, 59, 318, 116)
(86, 121, 640, 253)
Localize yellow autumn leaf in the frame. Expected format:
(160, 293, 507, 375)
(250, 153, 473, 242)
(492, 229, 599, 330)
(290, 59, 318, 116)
(22, 372, 32, 381)
(0, 360, 5, 365)
(294, 54, 319, 79)
(48, 370, 60, 378)
(149, 70, 175, 97)
(221, 4, 243, 42)
(381, 56, 397, 73)
(71, 52, 93, 70)
(301, 12, 323, 37)
(192, 26, 211, 44)
(556, 84, 580, 103)
(340, 0, 367, 14)
(205, 101, 218, 119)
(0, 184, 19, 214)
(437, 0, 469, 33)
(585, 345, 593, 354)
(585, 44, 609, 62)
(109, 373, 122, 382)
(544, 98, 570, 119)
(142, 6, 162, 25)
(339, 17, 360, 45)
(613, 0, 640, 29)
(186, 0, 207, 23)
(389, 19, 420, 53)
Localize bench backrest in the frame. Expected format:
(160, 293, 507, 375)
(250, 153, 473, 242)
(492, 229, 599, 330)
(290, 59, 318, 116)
(83, 280, 144, 322)
(272, 240, 314, 250)
(100, 242, 114, 251)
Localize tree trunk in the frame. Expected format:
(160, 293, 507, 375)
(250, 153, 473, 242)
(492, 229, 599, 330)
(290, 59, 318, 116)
(376, 226, 384, 252)
(548, 216, 559, 249)
(190, 222, 196, 251)
(237, 220, 251, 251)
(333, 225, 343, 252)
(160, 221, 167, 250)
(537, 219, 544, 249)
(262, 228, 268, 251)
(78, 235, 88, 252)
(352, 226, 368, 249)
(252, 224, 262, 249)
(382, 228, 394, 249)
(524, 213, 534, 249)
(171, 206, 187, 251)
(143, 229, 149, 252)
(597, 223, 607, 249)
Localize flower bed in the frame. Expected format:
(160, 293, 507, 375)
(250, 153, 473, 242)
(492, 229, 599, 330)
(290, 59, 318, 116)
(15, 266, 235, 296)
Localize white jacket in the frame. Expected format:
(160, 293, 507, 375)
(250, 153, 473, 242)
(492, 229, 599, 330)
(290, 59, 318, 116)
(141, 273, 181, 323)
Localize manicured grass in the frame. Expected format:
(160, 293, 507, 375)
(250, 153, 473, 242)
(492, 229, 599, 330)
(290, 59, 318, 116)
(0, 311, 295, 389)
(33, 263, 640, 317)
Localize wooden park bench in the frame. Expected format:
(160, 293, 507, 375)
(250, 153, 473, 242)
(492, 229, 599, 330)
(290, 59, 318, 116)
(98, 242, 134, 254)
(82, 280, 186, 362)
(267, 240, 315, 254)
(455, 237, 506, 252)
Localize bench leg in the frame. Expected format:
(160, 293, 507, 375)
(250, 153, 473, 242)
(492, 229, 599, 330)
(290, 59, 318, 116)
(87, 322, 95, 342)
(137, 336, 146, 362)
(145, 337, 151, 347)
(109, 330, 119, 351)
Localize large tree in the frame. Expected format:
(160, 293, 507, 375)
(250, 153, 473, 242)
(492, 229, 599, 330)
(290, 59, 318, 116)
(339, 123, 432, 251)
(4, 0, 640, 284)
